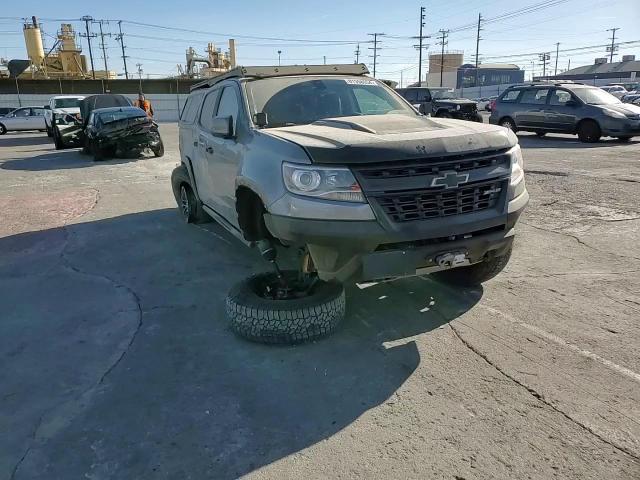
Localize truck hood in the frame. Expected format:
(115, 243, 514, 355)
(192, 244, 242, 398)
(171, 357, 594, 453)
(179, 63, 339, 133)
(53, 107, 81, 115)
(433, 98, 476, 106)
(264, 114, 516, 164)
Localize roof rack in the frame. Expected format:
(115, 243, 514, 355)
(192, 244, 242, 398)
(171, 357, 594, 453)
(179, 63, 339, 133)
(509, 80, 584, 88)
(191, 63, 370, 91)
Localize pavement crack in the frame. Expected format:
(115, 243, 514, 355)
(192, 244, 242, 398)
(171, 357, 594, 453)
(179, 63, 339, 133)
(449, 323, 640, 462)
(521, 221, 640, 261)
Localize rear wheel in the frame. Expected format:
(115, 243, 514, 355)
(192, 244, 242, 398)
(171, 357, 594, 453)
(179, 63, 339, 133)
(433, 247, 512, 287)
(53, 127, 64, 149)
(0, 124, 6, 135)
(577, 120, 601, 143)
(171, 165, 210, 223)
(499, 117, 516, 132)
(226, 271, 345, 345)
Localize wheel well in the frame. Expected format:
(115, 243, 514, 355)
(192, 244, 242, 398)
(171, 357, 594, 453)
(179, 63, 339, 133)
(236, 187, 270, 242)
(577, 118, 599, 130)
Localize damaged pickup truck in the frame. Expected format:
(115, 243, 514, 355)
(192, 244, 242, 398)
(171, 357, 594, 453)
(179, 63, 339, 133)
(171, 64, 529, 344)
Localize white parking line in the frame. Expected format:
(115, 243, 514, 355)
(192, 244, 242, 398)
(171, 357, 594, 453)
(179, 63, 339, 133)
(479, 304, 640, 384)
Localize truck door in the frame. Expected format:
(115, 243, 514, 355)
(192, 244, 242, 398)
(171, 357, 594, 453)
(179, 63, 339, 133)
(207, 84, 244, 225)
(193, 89, 221, 208)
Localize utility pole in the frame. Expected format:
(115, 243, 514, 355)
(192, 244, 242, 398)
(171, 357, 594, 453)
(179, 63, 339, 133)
(554, 42, 560, 76)
(277, 50, 282, 66)
(474, 14, 483, 87)
(354, 44, 360, 63)
(437, 30, 449, 87)
(607, 27, 619, 63)
(136, 62, 143, 91)
(80, 16, 96, 79)
(116, 20, 129, 79)
(368, 33, 385, 78)
(539, 52, 550, 78)
(416, 7, 427, 85)
(323, 55, 326, 65)
(97, 20, 111, 74)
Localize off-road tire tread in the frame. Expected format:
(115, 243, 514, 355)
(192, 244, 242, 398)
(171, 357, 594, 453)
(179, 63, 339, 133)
(433, 247, 512, 287)
(226, 273, 345, 345)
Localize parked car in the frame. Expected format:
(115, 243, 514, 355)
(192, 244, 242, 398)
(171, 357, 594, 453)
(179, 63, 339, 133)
(0, 107, 17, 117)
(44, 95, 85, 137)
(621, 93, 640, 104)
(172, 64, 528, 344)
(84, 106, 164, 161)
(396, 87, 483, 122)
(53, 94, 132, 149)
(0, 107, 46, 135)
(489, 82, 640, 142)
(600, 85, 628, 99)
(486, 95, 498, 111)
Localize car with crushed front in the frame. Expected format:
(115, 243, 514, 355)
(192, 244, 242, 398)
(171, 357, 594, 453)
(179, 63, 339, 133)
(396, 87, 483, 122)
(83, 106, 164, 161)
(171, 64, 528, 344)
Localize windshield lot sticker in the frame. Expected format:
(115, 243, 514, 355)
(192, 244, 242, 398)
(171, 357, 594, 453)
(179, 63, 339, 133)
(344, 79, 378, 85)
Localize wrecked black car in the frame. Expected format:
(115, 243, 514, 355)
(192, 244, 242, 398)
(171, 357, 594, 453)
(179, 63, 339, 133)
(84, 107, 164, 161)
(52, 94, 132, 150)
(396, 87, 483, 122)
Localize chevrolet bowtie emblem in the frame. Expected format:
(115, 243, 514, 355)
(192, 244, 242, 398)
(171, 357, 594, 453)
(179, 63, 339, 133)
(431, 171, 469, 189)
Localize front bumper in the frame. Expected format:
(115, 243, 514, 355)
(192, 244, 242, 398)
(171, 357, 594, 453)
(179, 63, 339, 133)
(264, 189, 529, 281)
(600, 117, 640, 137)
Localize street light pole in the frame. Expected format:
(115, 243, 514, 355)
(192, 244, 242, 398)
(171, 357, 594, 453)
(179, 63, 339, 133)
(278, 50, 282, 66)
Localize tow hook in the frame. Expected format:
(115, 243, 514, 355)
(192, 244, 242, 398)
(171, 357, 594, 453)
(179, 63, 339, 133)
(435, 252, 469, 269)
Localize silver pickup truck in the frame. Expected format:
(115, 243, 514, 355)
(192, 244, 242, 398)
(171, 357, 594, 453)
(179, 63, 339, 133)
(171, 64, 528, 344)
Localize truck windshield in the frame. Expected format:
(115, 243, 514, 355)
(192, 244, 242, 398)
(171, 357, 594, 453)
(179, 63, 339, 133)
(573, 87, 621, 105)
(246, 76, 414, 128)
(54, 98, 82, 108)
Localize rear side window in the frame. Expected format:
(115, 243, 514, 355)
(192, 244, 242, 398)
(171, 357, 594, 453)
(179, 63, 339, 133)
(500, 89, 522, 103)
(402, 89, 418, 102)
(520, 88, 549, 105)
(199, 89, 221, 131)
(181, 93, 203, 123)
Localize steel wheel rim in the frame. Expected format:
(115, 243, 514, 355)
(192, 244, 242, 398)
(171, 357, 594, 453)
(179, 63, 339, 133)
(180, 186, 190, 219)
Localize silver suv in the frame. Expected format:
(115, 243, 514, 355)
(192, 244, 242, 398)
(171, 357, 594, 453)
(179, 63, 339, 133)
(172, 65, 529, 344)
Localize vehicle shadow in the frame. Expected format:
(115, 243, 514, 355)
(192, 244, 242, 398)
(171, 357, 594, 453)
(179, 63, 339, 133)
(0, 134, 52, 148)
(0, 150, 150, 171)
(518, 132, 638, 149)
(1, 208, 483, 479)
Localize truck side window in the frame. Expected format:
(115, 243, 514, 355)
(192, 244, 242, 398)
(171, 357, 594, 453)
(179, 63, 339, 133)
(216, 86, 240, 132)
(199, 90, 221, 132)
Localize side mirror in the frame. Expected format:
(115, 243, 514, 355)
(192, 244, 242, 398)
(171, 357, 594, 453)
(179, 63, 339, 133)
(253, 112, 268, 128)
(211, 115, 234, 138)
(565, 100, 578, 108)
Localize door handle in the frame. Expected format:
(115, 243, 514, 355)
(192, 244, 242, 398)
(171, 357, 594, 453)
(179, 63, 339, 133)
(205, 146, 214, 154)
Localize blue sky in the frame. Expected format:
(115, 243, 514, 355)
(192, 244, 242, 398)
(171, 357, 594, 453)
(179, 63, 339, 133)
(1, 0, 638, 85)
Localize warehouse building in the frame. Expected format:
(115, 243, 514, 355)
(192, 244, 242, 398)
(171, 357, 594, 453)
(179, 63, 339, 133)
(543, 55, 639, 84)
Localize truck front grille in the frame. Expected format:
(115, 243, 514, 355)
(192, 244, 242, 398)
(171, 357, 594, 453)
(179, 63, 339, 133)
(372, 179, 505, 223)
(355, 150, 509, 179)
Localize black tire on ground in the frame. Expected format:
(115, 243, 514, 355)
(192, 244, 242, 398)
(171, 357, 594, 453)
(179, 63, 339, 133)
(53, 128, 64, 150)
(93, 142, 104, 161)
(577, 120, 601, 143)
(499, 117, 516, 132)
(152, 139, 164, 157)
(436, 111, 452, 118)
(432, 247, 512, 287)
(536, 132, 547, 137)
(226, 271, 346, 344)
(0, 124, 6, 135)
(46, 125, 53, 137)
(472, 113, 484, 123)
(617, 136, 632, 143)
(170, 165, 210, 223)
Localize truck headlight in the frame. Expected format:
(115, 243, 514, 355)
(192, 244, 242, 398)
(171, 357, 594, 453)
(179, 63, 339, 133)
(509, 145, 526, 199)
(282, 162, 365, 203)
